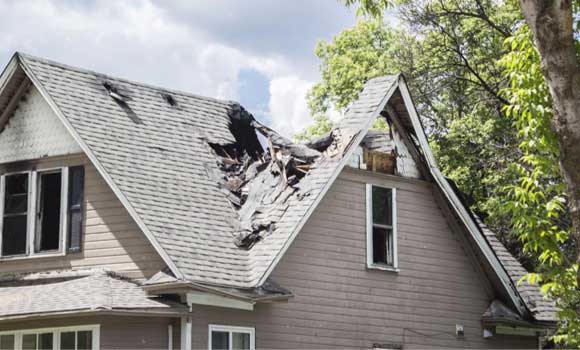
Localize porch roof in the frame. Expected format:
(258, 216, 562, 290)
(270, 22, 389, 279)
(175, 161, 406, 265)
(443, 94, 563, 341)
(0, 269, 187, 321)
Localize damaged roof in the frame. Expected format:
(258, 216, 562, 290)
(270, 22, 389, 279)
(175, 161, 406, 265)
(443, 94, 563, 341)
(11, 52, 397, 288)
(2, 53, 556, 324)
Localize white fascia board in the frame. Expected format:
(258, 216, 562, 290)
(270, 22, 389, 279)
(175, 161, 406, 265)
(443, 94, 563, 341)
(16, 55, 184, 280)
(257, 76, 400, 286)
(396, 76, 529, 317)
(186, 291, 255, 311)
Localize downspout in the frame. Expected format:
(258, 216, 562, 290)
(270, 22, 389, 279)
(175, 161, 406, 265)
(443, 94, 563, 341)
(168, 324, 173, 350)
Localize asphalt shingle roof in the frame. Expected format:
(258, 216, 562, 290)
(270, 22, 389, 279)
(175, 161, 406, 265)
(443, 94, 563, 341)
(18, 53, 398, 288)
(11, 54, 555, 324)
(0, 270, 183, 320)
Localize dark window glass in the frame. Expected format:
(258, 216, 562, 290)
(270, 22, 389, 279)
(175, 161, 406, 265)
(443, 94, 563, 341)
(67, 166, 84, 252)
(211, 331, 229, 350)
(77, 331, 92, 350)
(21, 334, 36, 350)
(0, 334, 15, 350)
(60, 332, 75, 350)
(372, 186, 392, 226)
(2, 173, 29, 256)
(37, 172, 62, 252)
(373, 227, 394, 265)
(38, 333, 53, 350)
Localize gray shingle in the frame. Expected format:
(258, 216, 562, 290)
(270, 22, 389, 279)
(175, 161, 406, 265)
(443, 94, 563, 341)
(0, 270, 183, 319)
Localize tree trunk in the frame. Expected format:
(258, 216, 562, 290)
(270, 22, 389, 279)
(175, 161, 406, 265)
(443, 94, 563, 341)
(519, 0, 580, 271)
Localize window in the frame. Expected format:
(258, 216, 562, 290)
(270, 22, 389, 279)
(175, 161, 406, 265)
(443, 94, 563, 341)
(366, 184, 398, 270)
(0, 325, 98, 350)
(0, 166, 84, 258)
(209, 325, 254, 350)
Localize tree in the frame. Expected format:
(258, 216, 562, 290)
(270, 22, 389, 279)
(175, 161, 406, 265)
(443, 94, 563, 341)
(518, 0, 580, 280)
(332, 0, 580, 345)
(302, 3, 529, 263)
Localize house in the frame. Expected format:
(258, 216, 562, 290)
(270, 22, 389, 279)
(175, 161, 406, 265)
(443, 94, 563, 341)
(0, 52, 557, 350)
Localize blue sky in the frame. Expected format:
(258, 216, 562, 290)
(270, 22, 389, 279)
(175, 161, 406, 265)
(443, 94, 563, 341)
(0, 0, 357, 136)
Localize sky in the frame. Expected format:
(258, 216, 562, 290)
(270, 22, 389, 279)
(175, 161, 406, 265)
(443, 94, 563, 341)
(0, 0, 358, 136)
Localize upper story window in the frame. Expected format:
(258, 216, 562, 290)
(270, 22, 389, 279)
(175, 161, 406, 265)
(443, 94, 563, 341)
(209, 325, 255, 350)
(0, 166, 84, 259)
(366, 184, 398, 271)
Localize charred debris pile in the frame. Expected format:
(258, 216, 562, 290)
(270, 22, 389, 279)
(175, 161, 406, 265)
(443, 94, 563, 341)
(207, 105, 351, 249)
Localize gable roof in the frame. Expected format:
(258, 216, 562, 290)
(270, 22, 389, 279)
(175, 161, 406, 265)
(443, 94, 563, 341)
(0, 53, 555, 323)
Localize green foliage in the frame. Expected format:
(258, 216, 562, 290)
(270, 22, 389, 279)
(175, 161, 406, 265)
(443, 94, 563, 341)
(294, 115, 334, 142)
(500, 25, 579, 346)
(303, 3, 525, 258)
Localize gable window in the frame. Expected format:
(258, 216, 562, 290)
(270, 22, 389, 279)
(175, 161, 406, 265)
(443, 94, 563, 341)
(209, 325, 254, 350)
(366, 184, 398, 270)
(0, 166, 84, 259)
(0, 325, 98, 350)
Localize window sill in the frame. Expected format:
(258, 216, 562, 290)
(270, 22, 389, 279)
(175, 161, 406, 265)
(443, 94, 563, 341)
(367, 264, 400, 273)
(0, 251, 66, 262)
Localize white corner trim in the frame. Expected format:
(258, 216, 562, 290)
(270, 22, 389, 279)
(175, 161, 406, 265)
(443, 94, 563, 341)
(16, 57, 184, 280)
(397, 77, 529, 317)
(257, 76, 400, 286)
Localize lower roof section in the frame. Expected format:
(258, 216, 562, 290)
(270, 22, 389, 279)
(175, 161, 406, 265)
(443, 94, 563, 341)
(0, 269, 187, 322)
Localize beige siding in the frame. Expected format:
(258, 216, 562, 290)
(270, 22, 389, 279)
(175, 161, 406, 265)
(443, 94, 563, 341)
(0, 154, 166, 279)
(189, 169, 537, 349)
(0, 315, 177, 349)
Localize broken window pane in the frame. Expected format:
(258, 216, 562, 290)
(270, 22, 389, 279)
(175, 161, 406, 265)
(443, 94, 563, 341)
(2, 173, 29, 256)
(372, 186, 392, 226)
(37, 171, 62, 252)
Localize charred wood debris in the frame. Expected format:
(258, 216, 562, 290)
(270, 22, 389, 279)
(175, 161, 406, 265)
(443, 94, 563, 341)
(207, 104, 357, 249)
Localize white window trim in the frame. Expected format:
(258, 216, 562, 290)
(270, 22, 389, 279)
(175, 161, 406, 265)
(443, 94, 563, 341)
(366, 184, 399, 272)
(208, 325, 255, 350)
(0, 167, 69, 260)
(0, 324, 100, 350)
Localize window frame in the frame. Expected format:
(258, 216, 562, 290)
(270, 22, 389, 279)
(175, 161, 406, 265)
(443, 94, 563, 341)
(208, 325, 255, 350)
(0, 167, 69, 260)
(0, 324, 100, 350)
(366, 183, 399, 272)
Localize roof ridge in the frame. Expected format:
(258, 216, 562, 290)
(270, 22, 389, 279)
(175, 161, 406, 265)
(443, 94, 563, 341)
(16, 51, 236, 107)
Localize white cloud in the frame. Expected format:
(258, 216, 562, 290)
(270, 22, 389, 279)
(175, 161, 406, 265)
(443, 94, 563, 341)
(0, 0, 356, 136)
(268, 76, 313, 137)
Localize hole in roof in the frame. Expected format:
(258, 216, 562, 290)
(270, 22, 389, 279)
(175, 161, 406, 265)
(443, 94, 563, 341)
(161, 93, 177, 107)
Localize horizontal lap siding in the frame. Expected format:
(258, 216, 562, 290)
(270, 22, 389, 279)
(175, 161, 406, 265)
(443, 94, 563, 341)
(0, 154, 166, 279)
(191, 169, 536, 349)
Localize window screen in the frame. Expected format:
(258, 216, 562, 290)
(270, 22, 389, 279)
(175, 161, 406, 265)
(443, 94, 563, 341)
(2, 173, 29, 256)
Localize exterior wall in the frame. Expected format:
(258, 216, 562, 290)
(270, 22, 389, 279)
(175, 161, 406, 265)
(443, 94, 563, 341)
(189, 169, 537, 349)
(0, 315, 177, 349)
(0, 86, 81, 164)
(0, 154, 166, 280)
